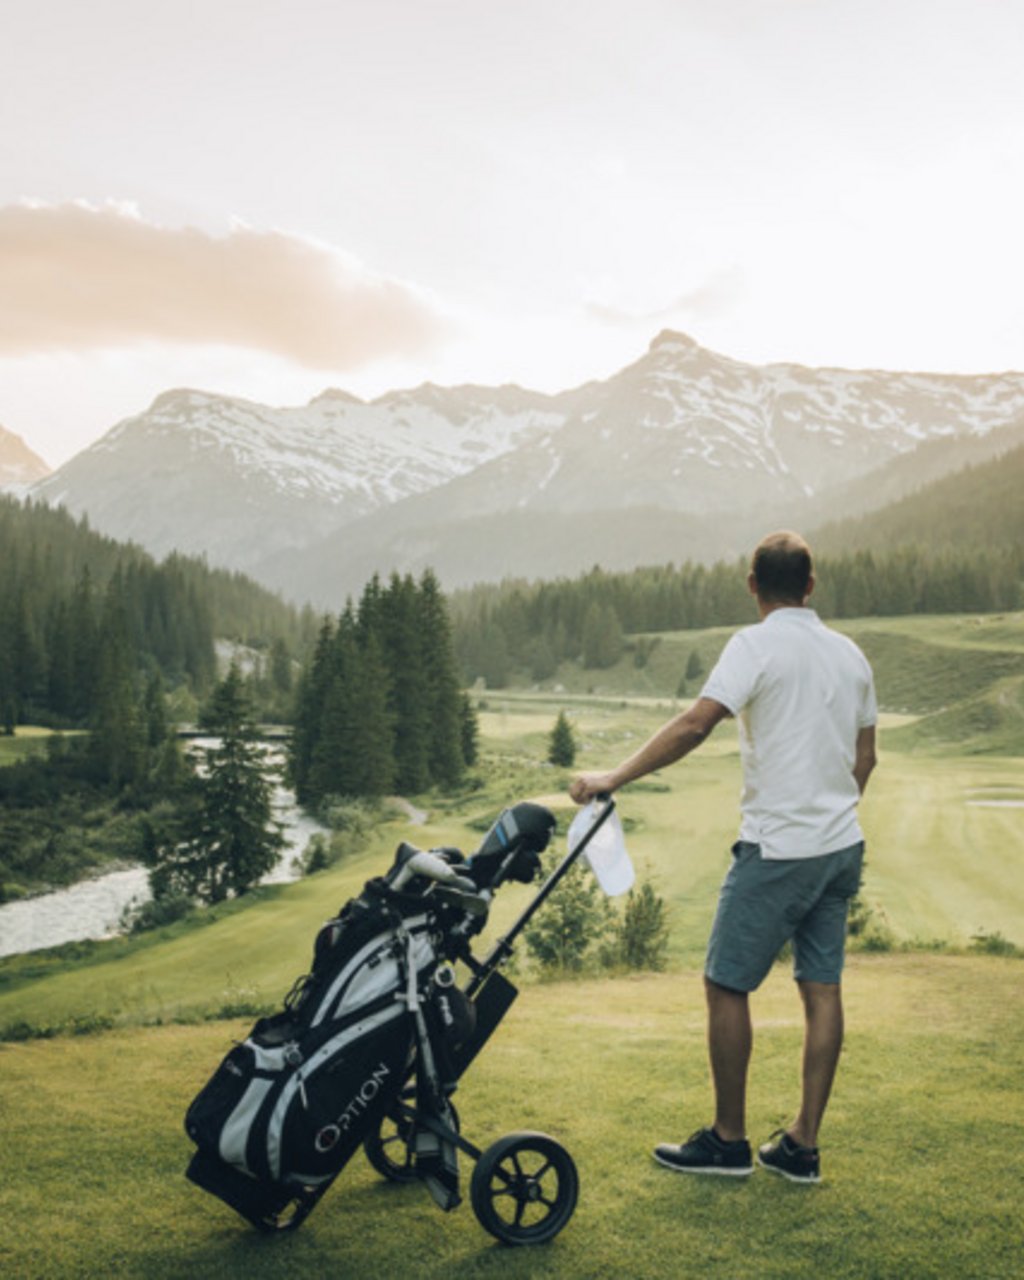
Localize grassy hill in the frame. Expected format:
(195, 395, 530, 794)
(797, 413, 1024, 530)
(494, 611, 1024, 756)
(812, 438, 1024, 554)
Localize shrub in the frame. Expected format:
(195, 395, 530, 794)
(969, 930, 1021, 957)
(606, 878, 670, 971)
(547, 711, 577, 768)
(213, 981, 272, 1020)
(525, 853, 614, 974)
(846, 889, 875, 938)
(121, 891, 195, 934)
(295, 798, 393, 876)
(296, 833, 333, 875)
(856, 926, 897, 953)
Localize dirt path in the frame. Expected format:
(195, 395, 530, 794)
(390, 797, 428, 825)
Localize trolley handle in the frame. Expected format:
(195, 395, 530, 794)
(467, 796, 618, 992)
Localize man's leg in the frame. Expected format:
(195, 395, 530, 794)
(653, 842, 773, 1175)
(705, 976, 752, 1142)
(652, 975, 754, 1174)
(789, 979, 844, 1148)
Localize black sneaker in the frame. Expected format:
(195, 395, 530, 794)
(653, 1127, 753, 1177)
(757, 1130, 821, 1184)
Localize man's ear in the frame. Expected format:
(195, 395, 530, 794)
(805, 573, 816, 601)
(747, 571, 758, 597)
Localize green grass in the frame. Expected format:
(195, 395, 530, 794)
(884, 676, 1024, 756)
(0, 726, 54, 766)
(842, 610, 1024, 655)
(1, 957, 1021, 1279)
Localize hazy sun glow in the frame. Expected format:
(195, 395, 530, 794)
(2, 0, 1023, 466)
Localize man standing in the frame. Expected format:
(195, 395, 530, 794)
(569, 532, 877, 1184)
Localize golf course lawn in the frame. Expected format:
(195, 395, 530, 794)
(1, 956, 1021, 1279)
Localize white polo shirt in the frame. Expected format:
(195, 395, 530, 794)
(700, 608, 877, 859)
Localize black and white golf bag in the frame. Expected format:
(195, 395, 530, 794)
(184, 801, 559, 1233)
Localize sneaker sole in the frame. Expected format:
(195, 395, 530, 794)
(756, 1154, 821, 1184)
(653, 1152, 753, 1177)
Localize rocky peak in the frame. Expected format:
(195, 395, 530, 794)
(0, 425, 51, 491)
(309, 388, 365, 408)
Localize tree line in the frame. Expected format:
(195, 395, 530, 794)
(450, 545, 1024, 685)
(0, 496, 313, 732)
(290, 571, 477, 807)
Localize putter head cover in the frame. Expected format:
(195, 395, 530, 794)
(466, 802, 555, 888)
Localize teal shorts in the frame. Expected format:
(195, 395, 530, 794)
(705, 840, 865, 993)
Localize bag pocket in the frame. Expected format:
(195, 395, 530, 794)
(185, 1042, 257, 1153)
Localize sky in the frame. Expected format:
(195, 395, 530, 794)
(2, 0, 1023, 467)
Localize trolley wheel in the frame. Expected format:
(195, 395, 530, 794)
(470, 1131, 578, 1246)
(364, 1102, 460, 1184)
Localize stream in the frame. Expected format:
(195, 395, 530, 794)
(0, 740, 329, 960)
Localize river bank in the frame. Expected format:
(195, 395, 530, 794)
(0, 739, 328, 959)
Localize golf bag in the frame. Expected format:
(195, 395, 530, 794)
(185, 800, 561, 1234)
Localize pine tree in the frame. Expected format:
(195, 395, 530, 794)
(288, 572, 470, 805)
(373, 575, 431, 794)
(614, 879, 670, 970)
(417, 570, 465, 789)
(306, 616, 357, 801)
(154, 664, 283, 903)
(289, 618, 335, 802)
(581, 603, 624, 669)
(478, 621, 511, 689)
(344, 630, 395, 796)
(524, 854, 613, 972)
(308, 615, 394, 799)
(529, 635, 558, 681)
(459, 693, 479, 767)
(548, 710, 577, 767)
(269, 638, 292, 695)
(88, 600, 145, 790)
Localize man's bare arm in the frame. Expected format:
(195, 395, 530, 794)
(569, 697, 732, 804)
(853, 724, 877, 795)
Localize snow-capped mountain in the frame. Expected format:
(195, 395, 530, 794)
(502, 330, 1024, 515)
(254, 332, 1024, 603)
(33, 383, 574, 568)
(0, 425, 50, 492)
(31, 332, 1024, 602)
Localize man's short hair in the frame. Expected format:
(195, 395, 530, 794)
(752, 531, 813, 603)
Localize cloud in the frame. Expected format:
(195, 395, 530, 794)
(0, 201, 448, 368)
(586, 268, 745, 329)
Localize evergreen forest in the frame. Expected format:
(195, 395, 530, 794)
(451, 544, 1024, 686)
(0, 497, 312, 901)
(0, 495, 315, 731)
(290, 571, 476, 806)
(450, 441, 1024, 686)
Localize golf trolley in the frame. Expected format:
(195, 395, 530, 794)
(184, 796, 618, 1246)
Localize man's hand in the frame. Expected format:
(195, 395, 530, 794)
(569, 772, 617, 805)
(853, 724, 877, 795)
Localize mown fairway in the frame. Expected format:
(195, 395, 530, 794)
(1, 958, 1021, 1280)
(1, 610, 1021, 1277)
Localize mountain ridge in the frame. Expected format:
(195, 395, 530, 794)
(28, 331, 1024, 603)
